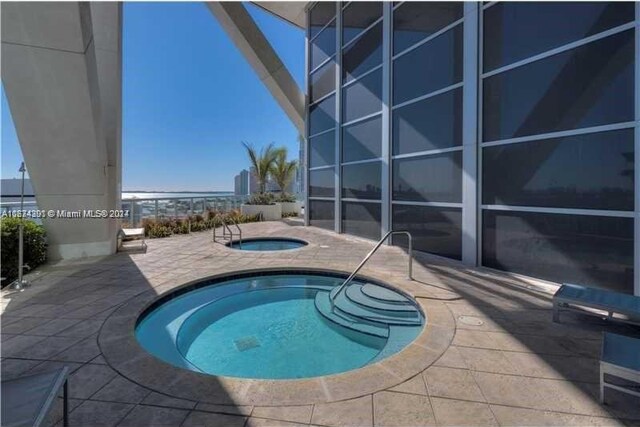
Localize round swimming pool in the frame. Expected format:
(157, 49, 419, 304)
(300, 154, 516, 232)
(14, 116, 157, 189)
(226, 237, 307, 251)
(136, 271, 424, 379)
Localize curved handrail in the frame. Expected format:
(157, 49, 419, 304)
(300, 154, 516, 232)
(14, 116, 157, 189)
(226, 216, 242, 248)
(330, 230, 413, 307)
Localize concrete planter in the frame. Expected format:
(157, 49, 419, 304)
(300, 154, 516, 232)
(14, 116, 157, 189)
(278, 201, 301, 215)
(241, 203, 282, 221)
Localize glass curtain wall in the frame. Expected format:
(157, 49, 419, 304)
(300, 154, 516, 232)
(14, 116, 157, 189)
(480, 2, 636, 293)
(308, 3, 337, 230)
(391, 1, 464, 259)
(306, 1, 637, 294)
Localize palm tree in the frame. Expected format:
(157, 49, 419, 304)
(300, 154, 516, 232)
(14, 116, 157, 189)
(271, 147, 298, 196)
(242, 142, 278, 194)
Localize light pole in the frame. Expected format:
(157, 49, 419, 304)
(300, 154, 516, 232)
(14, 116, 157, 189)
(10, 162, 29, 291)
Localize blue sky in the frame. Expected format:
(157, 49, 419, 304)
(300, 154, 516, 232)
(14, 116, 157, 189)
(1, 2, 304, 191)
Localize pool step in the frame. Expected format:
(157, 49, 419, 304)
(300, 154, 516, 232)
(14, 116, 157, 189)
(324, 287, 422, 326)
(361, 283, 412, 304)
(314, 292, 389, 338)
(345, 284, 415, 314)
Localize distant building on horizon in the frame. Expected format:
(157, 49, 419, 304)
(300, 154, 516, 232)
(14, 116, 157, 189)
(233, 169, 249, 196)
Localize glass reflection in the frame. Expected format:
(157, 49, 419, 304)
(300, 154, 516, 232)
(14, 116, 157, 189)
(392, 87, 462, 155)
(393, 25, 463, 105)
(482, 210, 633, 293)
(482, 129, 635, 211)
(483, 30, 634, 141)
(342, 162, 382, 200)
(393, 151, 462, 203)
(310, 2, 336, 38)
(309, 95, 336, 136)
(484, 2, 635, 72)
(343, 69, 382, 123)
(393, 2, 463, 54)
(392, 205, 462, 260)
(343, 22, 382, 83)
(309, 200, 335, 230)
(310, 168, 335, 197)
(309, 131, 336, 168)
(342, 116, 382, 163)
(311, 26, 336, 70)
(342, 201, 381, 240)
(342, 2, 383, 46)
(310, 60, 336, 104)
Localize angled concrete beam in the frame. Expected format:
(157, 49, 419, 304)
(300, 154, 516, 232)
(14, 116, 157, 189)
(206, 2, 305, 133)
(2, 2, 122, 260)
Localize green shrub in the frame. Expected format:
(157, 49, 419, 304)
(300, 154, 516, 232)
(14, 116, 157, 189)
(282, 212, 299, 218)
(277, 193, 297, 203)
(140, 210, 261, 239)
(1, 218, 47, 285)
(246, 192, 275, 205)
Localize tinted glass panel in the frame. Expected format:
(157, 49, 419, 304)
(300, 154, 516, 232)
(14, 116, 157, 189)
(342, 202, 381, 240)
(342, 116, 382, 163)
(393, 151, 462, 203)
(483, 129, 635, 210)
(309, 95, 335, 135)
(484, 2, 635, 72)
(342, 2, 383, 46)
(310, 168, 335, 197)
(482, 210, 634, 293)
(342, 161, 381, 200)
(343, 69, 382, 122)
(311, 26, 336, 70)
(393, 2, 463, 54)
(309, 131, 335, 168)
(343, 22, 382, 83)
(392, 205, 462, 260)
(483, 30, 634, 141)
(310, 2, 336, 38)
(309, 200, 335, 230)
(310, 60, 336, 104)
(392, 87, 462, 155)
(393, 25, 463, 105)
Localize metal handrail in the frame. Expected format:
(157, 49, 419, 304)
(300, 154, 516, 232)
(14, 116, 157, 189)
(330, 230, 413, 306)
(212, 215, 242, 248)
(227, 216, 242, 248)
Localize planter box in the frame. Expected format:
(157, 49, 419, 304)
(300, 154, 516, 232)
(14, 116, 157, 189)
(278, 201, 301, 215)
(241, 203, 282, 221)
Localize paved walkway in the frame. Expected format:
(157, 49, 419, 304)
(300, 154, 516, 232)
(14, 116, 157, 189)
(2, 220, 639, 426)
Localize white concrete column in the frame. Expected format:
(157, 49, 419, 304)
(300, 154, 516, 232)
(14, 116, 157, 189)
(207, 2, 305, 133)
(1, 2, 122, 260)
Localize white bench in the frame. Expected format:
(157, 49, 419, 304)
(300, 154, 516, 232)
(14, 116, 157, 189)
(600, 332, 640, 404)
(120, 228, 146, 251)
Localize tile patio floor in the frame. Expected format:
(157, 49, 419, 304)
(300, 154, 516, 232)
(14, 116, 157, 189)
(2, 219, 639, 426)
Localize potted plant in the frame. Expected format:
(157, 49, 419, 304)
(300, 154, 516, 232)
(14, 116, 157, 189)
(240, 142, 282, 220)
(271, 148, 300, 215)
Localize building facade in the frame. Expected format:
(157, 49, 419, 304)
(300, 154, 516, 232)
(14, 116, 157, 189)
(234, 169, 250, 196)
(305, 2, 639, 295)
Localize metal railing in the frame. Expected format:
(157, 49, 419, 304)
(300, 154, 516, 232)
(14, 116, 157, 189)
(330, 230, 413, 306)
(212, 214, 242, 248)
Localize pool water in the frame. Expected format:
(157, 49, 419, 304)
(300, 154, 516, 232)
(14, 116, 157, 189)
(136, 273, 424, 379)
(227, 238, 306, 251)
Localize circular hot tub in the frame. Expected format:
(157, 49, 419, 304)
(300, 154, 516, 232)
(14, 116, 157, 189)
(135, 271, 424, 379)
(225, 237, 308, 251)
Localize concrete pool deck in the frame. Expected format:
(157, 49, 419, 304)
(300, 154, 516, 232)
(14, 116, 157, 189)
(2, 219, 639, 426)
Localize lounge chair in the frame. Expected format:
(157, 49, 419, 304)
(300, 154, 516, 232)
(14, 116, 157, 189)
(1, 367, 70, 427)
(600, 332, 640, 404)
(119, 227, 146, 252)
(552, 283, 640, 325)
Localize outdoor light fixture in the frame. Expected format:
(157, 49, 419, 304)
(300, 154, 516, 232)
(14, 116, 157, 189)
(10, 162, 30, 291)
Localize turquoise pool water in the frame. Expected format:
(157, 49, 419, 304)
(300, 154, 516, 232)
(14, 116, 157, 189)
(136, 273, 424, 379)
(227, 238, 306, 251)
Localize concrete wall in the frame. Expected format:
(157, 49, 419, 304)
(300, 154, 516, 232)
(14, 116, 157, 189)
(1, 2, 122, 260)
